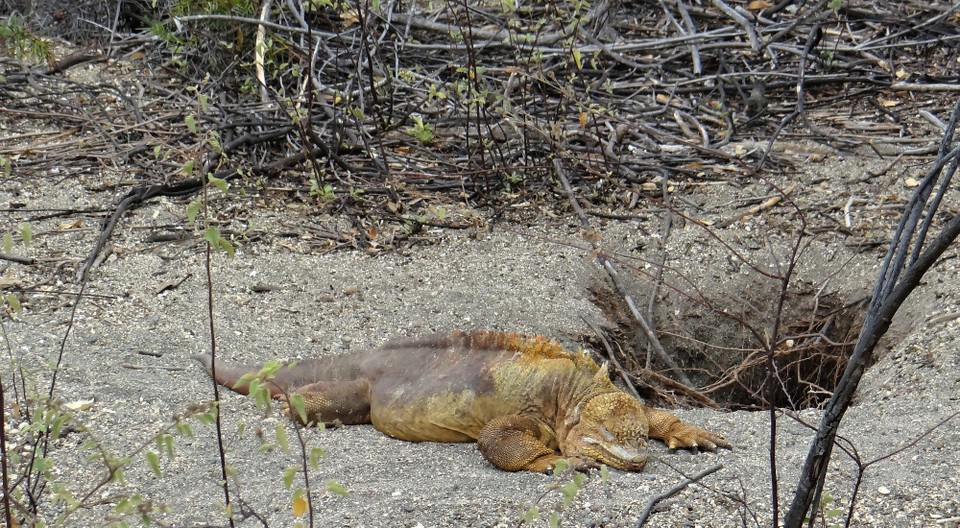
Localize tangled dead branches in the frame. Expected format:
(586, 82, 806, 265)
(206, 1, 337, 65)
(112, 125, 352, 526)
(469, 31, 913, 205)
(0, 0, 957, 258)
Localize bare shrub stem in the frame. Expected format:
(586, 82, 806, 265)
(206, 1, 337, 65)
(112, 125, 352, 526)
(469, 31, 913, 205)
(784, 97, 960, 527)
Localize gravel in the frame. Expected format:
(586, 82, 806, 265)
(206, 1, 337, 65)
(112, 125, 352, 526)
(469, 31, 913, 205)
(2, 156, 959, 527)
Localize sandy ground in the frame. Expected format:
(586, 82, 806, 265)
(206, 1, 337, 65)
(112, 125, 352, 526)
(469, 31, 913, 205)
(2, 155, 959, 528)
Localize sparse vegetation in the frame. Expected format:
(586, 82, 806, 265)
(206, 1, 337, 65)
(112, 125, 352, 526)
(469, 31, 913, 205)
(0, 16, 50, 64)
(1, 0, 958, 525)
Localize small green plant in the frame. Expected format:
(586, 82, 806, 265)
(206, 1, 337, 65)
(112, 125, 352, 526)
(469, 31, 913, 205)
(349, 187, 364, 201)
(427, 205, 447, 221)
(203, 227, 236, 257)
(0, 16, 50, 63)
(405, 115, 435, 144)
(170, 0, 258, 17)
(503, 171, 525, 192)
(427, 83, 447, 102)
(235, 362, 346, 523)
(310, 179, 336, 201)
(19, 223, 32, 247)
(807, 489, 845, 528)
(821, 49, 836, 67)
(2, 372, 217, 527)
(185, 174, 235, 256)
(519, 460, 599, 526)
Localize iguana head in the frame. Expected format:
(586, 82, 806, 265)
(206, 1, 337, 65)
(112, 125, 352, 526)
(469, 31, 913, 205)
(563, 391, 650, 471)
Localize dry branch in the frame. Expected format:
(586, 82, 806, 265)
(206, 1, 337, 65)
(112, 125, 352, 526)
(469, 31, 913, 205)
(554, 157, 695, 388)
(635, 463, 724, 527)
(784, 96, 960, 527)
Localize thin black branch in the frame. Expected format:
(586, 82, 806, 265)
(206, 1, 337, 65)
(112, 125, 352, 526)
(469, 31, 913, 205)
(784, 96, 960, 528)
(635, 463, 724, 526)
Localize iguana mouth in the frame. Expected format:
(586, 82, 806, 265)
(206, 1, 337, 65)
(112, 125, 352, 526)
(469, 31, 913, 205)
(581, 437, 648, 471)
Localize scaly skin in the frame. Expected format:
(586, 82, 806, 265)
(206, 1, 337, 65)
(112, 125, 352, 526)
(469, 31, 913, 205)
(194, 330, 730, 472)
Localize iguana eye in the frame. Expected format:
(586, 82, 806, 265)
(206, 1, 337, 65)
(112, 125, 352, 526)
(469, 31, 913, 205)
(599, 425, 615, 442)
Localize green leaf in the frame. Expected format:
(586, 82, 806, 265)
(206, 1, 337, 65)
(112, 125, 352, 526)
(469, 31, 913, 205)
(203, 227, 220, 246)
(208, 131, 222, 152)
(52, 483, 79, 508)
(821, 490, 834, 505)
(561, 480, 580, 506)
(573, 471, 587, 487)
(196, 410, 216, 425)
(185, 114, 197, 133)
(0, 156, 10, 177)
(599, 464, 610, 483)
(236, 371, 259, 388)
(200, 225, 235, 256)
(290, 394, 308, 424)
(551, 459, 569, 475)
(186, 200, 201, 225)
(209, 175, 228, 193)
(218, 237, 235, 257)
(162, 434, 175, 458)
(20, 223, 31, 246)
(521, 506, 540, 523)
(249, 382, 273, 413)
(50, 414, 66, 440)
(309, 447, 327, 470)
(275, 423, 290, 453)
(2, 232, 11, 252)
(182, 159, 194, 177)
(115, 496, 134, 513)
(176, 420, 194, 437)
(146, 451, 161, 476)
(325, 479, 348, 496)
(549, 511, 560, 528)
(572, 48, 582, 70)
(5, 293, 21, 313)
(260, 360, 284, 377)
(31, 456, 51, 475)
(282, 466, 297, 489)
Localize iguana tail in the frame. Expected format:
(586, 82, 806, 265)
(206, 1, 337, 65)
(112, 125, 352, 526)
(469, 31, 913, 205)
(192, 355, 283, 396)
(193, 355, 348, 397)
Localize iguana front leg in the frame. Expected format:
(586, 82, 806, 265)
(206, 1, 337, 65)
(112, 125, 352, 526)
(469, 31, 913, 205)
(644, 407, 730, 450)
(478, 416, 595, 472)
(284, 379, 372, 426)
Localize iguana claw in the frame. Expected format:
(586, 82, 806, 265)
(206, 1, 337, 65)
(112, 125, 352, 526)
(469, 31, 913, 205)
(665, 423, 731, 451)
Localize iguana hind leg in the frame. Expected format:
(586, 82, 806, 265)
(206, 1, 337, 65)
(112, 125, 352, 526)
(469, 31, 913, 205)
(644, 407, 731, 450)
(478, 416, 595, 473)
(287, 379, 372, 426)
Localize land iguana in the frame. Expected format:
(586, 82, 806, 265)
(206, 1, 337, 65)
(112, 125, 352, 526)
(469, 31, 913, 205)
(195, 330, 729, 472)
